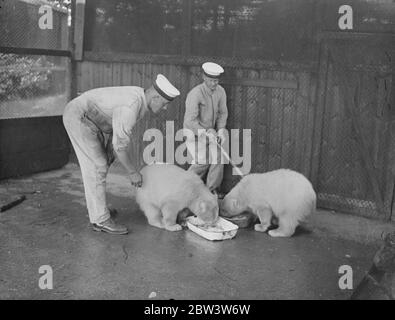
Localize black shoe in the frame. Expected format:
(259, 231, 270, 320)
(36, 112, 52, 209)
(92, 218, 128, 235)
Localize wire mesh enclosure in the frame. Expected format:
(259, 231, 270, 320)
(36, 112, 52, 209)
(0, 0, 71, 119)
(83, 0, 317, 62)
(0, 0, 69, 51)
(0, 54, 70, 119)
(84, 0, 184, 55)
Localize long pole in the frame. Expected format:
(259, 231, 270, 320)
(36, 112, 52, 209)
(207, 135, 244, 177)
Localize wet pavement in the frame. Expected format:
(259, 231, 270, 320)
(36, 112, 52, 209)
(0, 162, 394, 299)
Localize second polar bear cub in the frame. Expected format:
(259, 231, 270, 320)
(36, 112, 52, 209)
(136, 163, 219, 231)
(220, 169, 316, 237)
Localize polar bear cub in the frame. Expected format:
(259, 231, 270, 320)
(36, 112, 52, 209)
(136, 163, 219, 231)
(220, 169, 316, 237)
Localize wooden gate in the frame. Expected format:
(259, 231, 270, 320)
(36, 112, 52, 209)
(315, 33, 395, 221)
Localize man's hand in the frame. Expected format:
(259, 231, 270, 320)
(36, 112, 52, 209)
(217, 128, 227, 144)
(206, 128, 217, 144)
(129, 172, 143, 188)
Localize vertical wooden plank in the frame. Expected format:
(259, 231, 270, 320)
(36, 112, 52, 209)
(355, 72, 373, 201)
(176, 64, 184, 128)
(327, 80, 343, 193)
(310, 42, 329, 188)
(304, 72, 317, 178)
(280, 73, 294, 169)
(317, 62, 334, 194)
(287, 72, 298, 171)
(334, 81, 352, 198)
(93, 62, 100, 88)
(264, 70, 273, 172)
(294, 71, 306, 173)
(73, 0, 85, 61)
(89, 61, 95, 90)
(181, 0, 192, 57)
(121, 63, 132, 85)
(228, 68, 244, 184)
(112, 62, 122, 86)
(171, 64, 183, 159)
(79, 61, 85, 91)
(97, 63, 103, 87)
(133, 63, 142, 86)
(389, 121, 395, 221)
(106, 62, 113, 86)
(151, 64, 161, 129)
(172, 64, 182, 129)
(83, 61, 90, 92)
(132, 63, 146, 168)
(278, 71, 286, 169)
(268, 71, 282, 171)
(79, 61, 87, 92)
(88, 61, 94, 88)
(233, 69, 243, 131)
(257, 69, 268, 173)
(245, 69, 259, 172)
(75, 61, 82, 94)
(80, 61, 86, 91)
(381, 93, 395, 220)
(69, 0, 77, 99)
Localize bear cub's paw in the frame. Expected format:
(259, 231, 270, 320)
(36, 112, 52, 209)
(165, 224, 183, 232)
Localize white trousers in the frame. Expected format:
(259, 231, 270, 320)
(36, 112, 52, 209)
(185, 137, 224, 191)
(63, 101, 114, 224)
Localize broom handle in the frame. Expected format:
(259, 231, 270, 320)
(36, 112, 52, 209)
(207, 134, 244, 177)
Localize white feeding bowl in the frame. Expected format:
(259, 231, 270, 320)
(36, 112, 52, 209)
(186, 216, 239, 241)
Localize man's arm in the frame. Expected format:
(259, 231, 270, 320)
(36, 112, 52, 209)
(112, 104, 142, 186)
(184, 89, 206, 136)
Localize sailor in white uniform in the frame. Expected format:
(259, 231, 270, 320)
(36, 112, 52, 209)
(63, 75, 180, 234)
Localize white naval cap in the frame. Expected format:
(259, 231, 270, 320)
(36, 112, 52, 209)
(153, 74, 180, 101)
(202, 62, 224, 79)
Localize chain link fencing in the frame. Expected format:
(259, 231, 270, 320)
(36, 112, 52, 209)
(0, 0, 71, 119)
(0, 54, 70, 119)
(0, 0, 69, 51)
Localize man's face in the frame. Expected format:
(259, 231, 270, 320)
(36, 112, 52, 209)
(148, 95, 170, 114)
(203, 75, 219, 91)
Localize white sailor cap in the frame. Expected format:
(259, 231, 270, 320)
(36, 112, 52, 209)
(202, 62, 224, 79)
(153, 74, 180, 101)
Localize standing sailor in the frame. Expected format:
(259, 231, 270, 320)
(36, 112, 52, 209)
(183, 62, 228, 198)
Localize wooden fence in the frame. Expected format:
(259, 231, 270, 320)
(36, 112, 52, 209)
(75, 46, 395, 221)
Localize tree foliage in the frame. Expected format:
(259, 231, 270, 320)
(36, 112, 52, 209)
(0, 54, 55, 101)
(83, 0, 395, 61)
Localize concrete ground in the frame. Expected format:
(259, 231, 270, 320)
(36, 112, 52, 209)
(0, 161, 394, 300)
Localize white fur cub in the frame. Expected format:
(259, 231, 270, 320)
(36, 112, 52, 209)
(220, 169, 316, 237)
(136, 163, 219, 231)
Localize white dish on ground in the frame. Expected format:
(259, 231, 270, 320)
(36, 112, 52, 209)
(186, 216, 239, 241)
